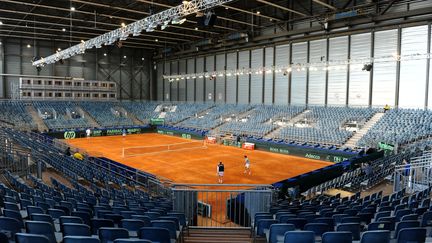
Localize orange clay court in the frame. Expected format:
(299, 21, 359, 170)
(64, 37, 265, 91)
(65, 133, 332, 185)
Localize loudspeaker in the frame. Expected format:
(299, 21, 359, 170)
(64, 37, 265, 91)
(197, 13, 217, 27)
(205, 13, 217, 26)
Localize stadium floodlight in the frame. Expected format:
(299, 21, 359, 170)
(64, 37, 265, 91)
(32, 0, 236, 67)
(172, 18, 187, 25)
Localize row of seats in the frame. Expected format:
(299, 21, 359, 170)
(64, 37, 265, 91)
(256, 185, 432, 242)
(2, 100, 431, 149)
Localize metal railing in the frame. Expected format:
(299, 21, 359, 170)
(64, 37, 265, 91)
(394, 151, 432, 193)
(3, 128, 172, 198)
(172, 184, 274, 228)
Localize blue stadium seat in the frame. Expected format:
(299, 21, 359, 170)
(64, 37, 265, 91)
(25, 221, 56, 243)
(368, 221, 392, 231)
(360, 230, 390, 243)
(48, 209, 66, 220)
(120, 219, 149, 237)
(396, 228, 426, 243)
(0, 216, 22, 240)
(63, 236, 101, 243)
(60, 216, 84, 225)
(267, 223, 295, 243)
(91, 219, 115, 235)
(394, 221, 420, 239)
(139, 227, 171, 243)
(62, 223, 92, 237)
(322, 231, 352, 243)
(421, 211, 432, 227)
(3, 209, 24, 228)
(284, 218, 308, 230)
(98, 227, 129, 243)
(130, 215, 152, 226)
(27, 206, 45, 216)
(30, 214, 54, 226)
(15, 233, 50, 243)
(4, 202, 20, 212)
(151, 220, 178, 240)
(256, 219, 278, 237)
(283, 231, 315, 243)
(337, 223, 360, 241)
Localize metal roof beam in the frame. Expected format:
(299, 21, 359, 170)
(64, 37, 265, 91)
(256, 0, 309, 17)
(312, 0, 337, 11)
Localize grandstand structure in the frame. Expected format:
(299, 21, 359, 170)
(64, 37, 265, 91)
(1, 0, 432, 242)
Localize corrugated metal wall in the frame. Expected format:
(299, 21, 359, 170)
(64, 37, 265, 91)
(372, 29, 398, 107)
(178, 59, 186, 101)
(205, 55, 215, 102)
(274, 44, 290, 104)
(163, 62, 171, 101)
(186, 58, 195, 101)
(308, 39, 326, 105)
(157, 24, 432, 108)
(215, 54, 225, 103)
(291, 42, 307, 105)
(349, 33, 371, 106)
(170, 61, 178, 101)
(226, 52, 237, 103)
(264, 47, 274, 104)
(1, 39, 151, 100)
(327, 36, 348, 105)
(237, 50, 250, 104)
(250, 49, 264, 104)
(195, 57, 205, 102)
(399, 25, 428, 108)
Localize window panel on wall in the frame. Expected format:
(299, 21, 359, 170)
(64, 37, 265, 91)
(308, 39, 327, 105)
(171, 61, 178, 101)
(164, 62, 171, 101)
(274, 44, 290, 104)
(264, 47, 274, 104)
(195, 57, 204, 102)
(250, 49, 264, 104)
(291, 42, 307, 105)
(372, 29, 398, 107)
(157, 63, 164, 101)
(349, 33, 371, 106)
(205, 55, 215, 102)
(178, 60, 186, 101)
(215, 54, 225, 103)
(238, 51, 250, 104)
(328, 36, 348, 105)
(187, 58, 195, 101)
(399, 25, 428, 108)
(226, 52, 237, 103)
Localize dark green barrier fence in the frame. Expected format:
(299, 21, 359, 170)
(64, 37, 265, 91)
(43, 126, 153, 139)
(156, 128, 204, 140)
(250, 140, 357, 163)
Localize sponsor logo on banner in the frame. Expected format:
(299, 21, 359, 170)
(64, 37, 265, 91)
(63, 131, 76, 139)
(305, 153, 321, 160)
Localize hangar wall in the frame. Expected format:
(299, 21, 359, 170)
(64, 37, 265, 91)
(157, 24, 432, 109)
(0, 38, 152, 100)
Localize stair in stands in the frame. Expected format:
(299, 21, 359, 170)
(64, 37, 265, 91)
(344, 112, 385, 148)
(208, 106, 257, 135)
(264, 109, 310, 139)
(175, 105, 216, 125)
(119, 107, 144, 125)
(75, 106, 100, 128)
(183, 228, 254, 243)
(25, 105, 48, 132)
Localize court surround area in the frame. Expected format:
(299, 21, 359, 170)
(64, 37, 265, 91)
(65, 133, 332, 185)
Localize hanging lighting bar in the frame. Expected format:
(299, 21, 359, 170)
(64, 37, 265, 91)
(32, 0, 235, 67)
